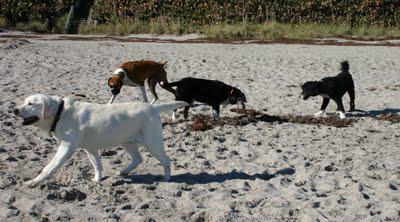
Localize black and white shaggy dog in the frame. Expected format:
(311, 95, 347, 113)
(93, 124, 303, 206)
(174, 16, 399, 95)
(161, 77, 247, 119)
(301, 61, 355, 119)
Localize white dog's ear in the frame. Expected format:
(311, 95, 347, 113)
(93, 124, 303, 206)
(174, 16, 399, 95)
(40, 96, 53, 120)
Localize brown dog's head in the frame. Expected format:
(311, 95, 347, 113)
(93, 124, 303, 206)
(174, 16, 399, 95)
(108, 68, 126, 96)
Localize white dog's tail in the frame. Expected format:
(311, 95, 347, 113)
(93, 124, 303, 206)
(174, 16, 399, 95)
(153, 101, 188, 113)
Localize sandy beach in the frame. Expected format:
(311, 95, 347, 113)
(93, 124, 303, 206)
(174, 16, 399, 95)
(0, 35, 399, 221)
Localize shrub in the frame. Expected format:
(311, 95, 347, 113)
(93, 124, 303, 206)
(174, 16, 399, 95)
(91, 0, 400, 27)
(0, 0, 74, 26)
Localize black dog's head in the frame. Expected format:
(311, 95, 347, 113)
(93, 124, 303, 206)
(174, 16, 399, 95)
(229, 87, 247, 109)
(301, 81, 321, 100)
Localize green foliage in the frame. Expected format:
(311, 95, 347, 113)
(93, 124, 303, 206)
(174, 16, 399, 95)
(2, 0, 399, 38)
(0, 0, 74, 26)
(79, 19, 400, 40)
(79, 18, 196, 36)
(15, 21, 47, 33)
(91, 0, 400, 27)
(0, 17, 6, 28)
(238, 22, 400, 40)
(205, 22, 256, 39)
(53, 14, 70, 33)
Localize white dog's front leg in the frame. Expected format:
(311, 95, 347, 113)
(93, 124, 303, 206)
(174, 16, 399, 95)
(26, 142, 75, 187)
(139, 86, 148, 103)
(85, 150, 103, 182)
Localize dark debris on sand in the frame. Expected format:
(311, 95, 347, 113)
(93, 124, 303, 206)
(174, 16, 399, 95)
(189, 112, 287, 131)
(373, 113, 400, 123)
(230, 109, 354, 129)
(284, 114, 354, 128)
(163, 108, 356, 131)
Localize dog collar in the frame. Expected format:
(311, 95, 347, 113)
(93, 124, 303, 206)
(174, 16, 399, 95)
(50, 100, 64, 133)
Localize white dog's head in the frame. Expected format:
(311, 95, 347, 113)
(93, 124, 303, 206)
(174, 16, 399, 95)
(14, 94, 60, 126)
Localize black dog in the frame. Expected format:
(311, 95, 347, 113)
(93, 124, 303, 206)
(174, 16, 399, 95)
(161, 77, 247, 119)
(301, 61, 355, 119)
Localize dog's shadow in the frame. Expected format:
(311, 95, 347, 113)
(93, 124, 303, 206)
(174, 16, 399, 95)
(113, 167, 295, 185)
(348, 108, 400, 117)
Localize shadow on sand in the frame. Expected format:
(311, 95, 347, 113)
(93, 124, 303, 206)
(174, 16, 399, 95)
(112, 167, 295, 185)
(348, 108, 400, 117)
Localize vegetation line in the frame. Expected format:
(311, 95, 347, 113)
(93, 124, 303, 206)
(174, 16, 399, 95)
(79, 19, 400, 41)
(1, 17, 400, 41)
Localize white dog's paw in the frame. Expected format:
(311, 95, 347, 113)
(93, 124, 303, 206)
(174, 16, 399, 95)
(212, 110, 220, 118)
(91, 177, 102, 183)
(313, 110, 325, 117)
(172, 112, 177, 121)
(25, 180, 38, 187)
(338, 112, 346, 119)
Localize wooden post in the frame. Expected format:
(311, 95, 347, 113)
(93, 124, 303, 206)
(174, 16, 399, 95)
(87, 6, 93, 25)
(242, 0, 245, 23)
(64, 5, 75, 33)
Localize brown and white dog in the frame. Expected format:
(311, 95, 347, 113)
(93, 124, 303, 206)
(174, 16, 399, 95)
(107, 60, 175, 104)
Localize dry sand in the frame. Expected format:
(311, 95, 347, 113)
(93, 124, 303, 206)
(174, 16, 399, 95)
(0, 35, 399, 221)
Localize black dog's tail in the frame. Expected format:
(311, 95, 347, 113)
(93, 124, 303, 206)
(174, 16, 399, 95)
(160, 80, 182, 88)
(159, 80, 182, 96)
(341, 61, 349, 72)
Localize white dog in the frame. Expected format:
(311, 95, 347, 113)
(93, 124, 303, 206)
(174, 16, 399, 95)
(14, 94, 188, 187)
